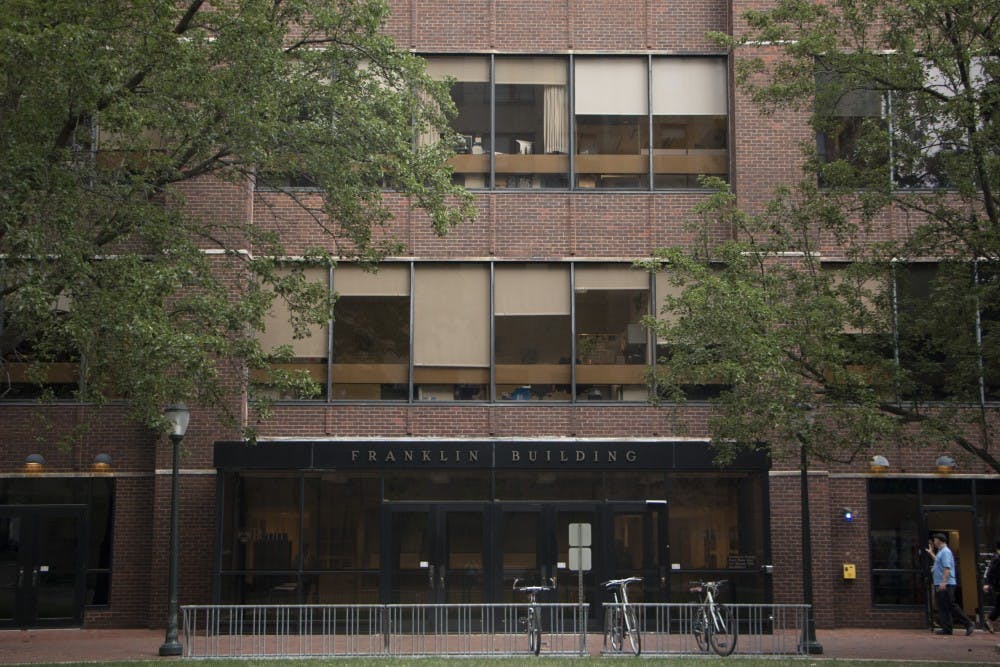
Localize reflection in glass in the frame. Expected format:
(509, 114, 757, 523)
(424, 57, 490, 188)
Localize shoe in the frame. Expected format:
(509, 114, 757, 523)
(935, 629, 952, 635)
(986, 620, 995, 634)
(965, 625, 974, 636)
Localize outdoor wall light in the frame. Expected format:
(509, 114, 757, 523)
(935, 454, 956, 474)
(93, 453, 113, 470)
(24, 453, 45, 470)
(869, 455, 889, 473)
(841, 507, 854, 522)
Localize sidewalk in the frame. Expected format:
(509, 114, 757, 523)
(0, 627, 998, 663)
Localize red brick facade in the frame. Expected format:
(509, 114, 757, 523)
(1, 0, 996, 632)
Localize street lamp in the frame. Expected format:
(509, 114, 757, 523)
(797, 406, 823, 655)
(159, 403, 189, 657)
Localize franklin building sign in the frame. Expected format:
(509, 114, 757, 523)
(214, 439, 769, 472)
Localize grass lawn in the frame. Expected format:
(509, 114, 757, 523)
(44, 660, 991, 667)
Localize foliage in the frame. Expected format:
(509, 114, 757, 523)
(648, 0, 1000, 472)
(0, 0, 474, 434)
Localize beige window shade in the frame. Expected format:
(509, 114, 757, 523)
(652, 58, 728, 116)
(575, 58, 647, 115)
(822, 263, 886, 334)
(495, 265, 570, 315)
(425, 56, 490, 83)
(575, 265, 650, 291)
(257, 267, 329, 357)
(334, 264, 409, 296)
(414, 265, 489, 366)
(654, 271, 687, 336)
(495, 57, 568, 85)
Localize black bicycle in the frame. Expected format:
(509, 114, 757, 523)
(690, 579, 737, 656)
(513, 577, 556, 655)
(602, 576, 642, 656)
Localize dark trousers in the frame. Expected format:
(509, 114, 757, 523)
(934, 585, 973, 632)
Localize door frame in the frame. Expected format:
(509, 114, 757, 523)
(381, 502, 491, 604)
(922, 505, 982, 625)
(0, 504, 87, 629)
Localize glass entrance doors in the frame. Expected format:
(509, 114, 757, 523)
(924, 507, 980, 622)
(0, 505, 87, 629)
(385, 504, 487, 604)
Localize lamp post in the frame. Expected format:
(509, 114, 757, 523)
(159, 404, 189, 657)
(797, 406, 823, 655)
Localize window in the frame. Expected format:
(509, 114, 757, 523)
(868, 479, 924, 606)
(332, 265, 410, 400)
(574, 265, 650, 401)
(494, 58, 569, 188)
(495, 264, 571, 400)
(1, 294, 79, 401)
(413, 264, 490, 401)
(253, 266, 330, 400)
(815, 70, 888, 187)
(650, 58, 729, 188)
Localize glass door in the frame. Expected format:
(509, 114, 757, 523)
(923, 507, 980, 622)
(0, 506, 86, 629)
(384, 504, 488, 604)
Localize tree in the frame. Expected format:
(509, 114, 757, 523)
(0, 0, 474, 433)
(646, 0, 1000, 472)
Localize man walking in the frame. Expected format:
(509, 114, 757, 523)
(930, 533, 975, 635)
(983, 540, 1000, 633)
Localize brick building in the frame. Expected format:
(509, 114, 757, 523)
(1, 0, 998, 634)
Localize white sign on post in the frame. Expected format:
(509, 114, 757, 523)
(568, 546, 592, 571)
(568, 523, 591, 547)
(568, 523, 592, 571)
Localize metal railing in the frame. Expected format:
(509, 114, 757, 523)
(182, 602, 809, 658)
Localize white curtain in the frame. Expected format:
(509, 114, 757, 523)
(543, 86, 569, 154)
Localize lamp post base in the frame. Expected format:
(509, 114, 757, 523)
(799, 639, 824, 655)
(158, 640, 182, 656)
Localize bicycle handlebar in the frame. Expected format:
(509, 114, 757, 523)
(601, 576, 643, 588)
(688, 579, 727, 593)
(513, 577, 556, 593)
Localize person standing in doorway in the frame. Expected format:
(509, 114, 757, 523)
(983, 540, 1000, 633)
(930, 533, 975, 635)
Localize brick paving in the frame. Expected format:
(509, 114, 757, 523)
(0, 627, 998, 663)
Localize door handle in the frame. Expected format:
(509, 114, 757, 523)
(428, 564, 435, 588)
(32, 568, 39, 587)
(17, 566, 24, 588)
(439, 566, 446, 589)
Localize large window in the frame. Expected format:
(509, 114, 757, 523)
(423, 55, 729, 190)
(257, 261, 659, 403)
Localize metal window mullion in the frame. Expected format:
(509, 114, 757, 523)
(489, 55, 496, 190)
(570, 262, 577, 403)
(569, 55, 576, 190)
(409, 262, 415, 403)
(648, 54, 654, 191)
(326, 265, 334, 402)
(489, 262, 495, 402)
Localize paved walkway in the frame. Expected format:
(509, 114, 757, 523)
(0, 627, 999, 663)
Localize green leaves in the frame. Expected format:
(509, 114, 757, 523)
(0, 0, 473, 435)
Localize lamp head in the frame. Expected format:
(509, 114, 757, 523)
(935, 454, 956, 474)
(841, 507, 854, 522)
(25, 453, 45, 470)
(164, 403, 190, 437)
(869, 455, 889, 473)
(93, 453, 113, 470)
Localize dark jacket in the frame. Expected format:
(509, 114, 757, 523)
(987, 553, 1000, 588)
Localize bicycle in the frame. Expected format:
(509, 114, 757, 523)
(602, 576, 642, 656)
(689, 579, 737, 656)
(513, 577, 556, 655)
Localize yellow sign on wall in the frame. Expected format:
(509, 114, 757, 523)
(842, 563, 856, 579)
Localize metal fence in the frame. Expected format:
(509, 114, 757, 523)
(182, 602, 809, 658)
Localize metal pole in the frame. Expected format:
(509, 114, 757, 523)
(159, 433, 183, 656)
(799, 443, 823, 655)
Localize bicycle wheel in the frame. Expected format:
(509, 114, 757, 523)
(609, 607, 623, 651)
(693, 607, 709, 652)
(708, 604, 737, 657)
(528, 609, 542, 655)
(624, 605, 641, 656)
